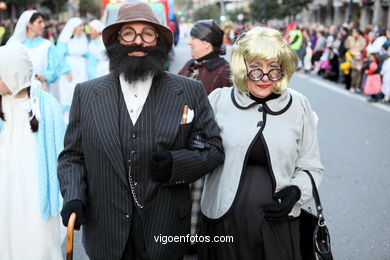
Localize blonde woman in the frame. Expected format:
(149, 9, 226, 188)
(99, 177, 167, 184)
(199, 27, 324, 259)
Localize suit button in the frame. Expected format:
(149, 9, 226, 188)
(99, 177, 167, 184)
(125, 214, 130, 219)
(258, 105, 263, 112)
(131, 151, 135, 154)
(131, 133, 137, 139)
(134, 182, 138, 186)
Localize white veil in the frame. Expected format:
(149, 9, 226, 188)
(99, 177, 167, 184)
(7, 10, 37, 43)
(89, 19, 104, 34)
(0, 43, 32, 95)
(57, 17, 84, 43)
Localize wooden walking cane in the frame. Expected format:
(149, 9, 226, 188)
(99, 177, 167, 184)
(66, 212, 77, 260)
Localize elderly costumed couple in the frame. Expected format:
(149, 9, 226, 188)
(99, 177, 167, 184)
(0, 2, 324, 260)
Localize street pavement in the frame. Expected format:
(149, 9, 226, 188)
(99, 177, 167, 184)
(61, 37, 390, 259)
(291, 73, 390, 260)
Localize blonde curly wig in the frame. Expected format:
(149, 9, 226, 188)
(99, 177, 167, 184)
(230, 27, 298, 94)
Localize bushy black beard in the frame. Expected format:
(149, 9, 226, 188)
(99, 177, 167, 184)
(106, 42, 169, 83)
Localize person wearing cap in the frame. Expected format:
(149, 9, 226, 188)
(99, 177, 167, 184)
(87, 19, 109, 79)
(57, 2, 224, 260)
(8, 10, 59, 90)
(56, 17, 88, 123)
(0, 44, 65, 259)
(178, 19, 232, 95)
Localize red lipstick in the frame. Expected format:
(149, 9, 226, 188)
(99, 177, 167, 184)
(256, 84, 271, 89)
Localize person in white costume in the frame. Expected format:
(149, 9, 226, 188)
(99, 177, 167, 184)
(0, 44, 65, 260)
(57, 17, 88, 123)
(87, 19, 109, 79)
(381, 53, 390, 103)
(8, 10, 59, 93)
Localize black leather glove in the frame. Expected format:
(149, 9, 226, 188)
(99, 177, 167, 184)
(150, 152, 173, 182)
(264, 186, 301, 222)
(60, 200, 87, 228)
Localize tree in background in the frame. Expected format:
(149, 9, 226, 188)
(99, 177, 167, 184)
(227, 8, 250, 24)
(41, 0, 68, 17)
(175, 0, 192, 21)
(249, 0, 284, 23)
(79, 0, 101, 17)
(6, 0, 37, 9)
(193, 4, 219, 22)
(249, 0, 312, 23)
(279, 0, 313, 21)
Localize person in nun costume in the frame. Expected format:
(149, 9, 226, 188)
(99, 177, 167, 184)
(56, 17, 88, 123)
(8, 10, 59, 93)
(0, 43, 65, 260)
(199, 27, 324, 260)
(87, 19, 109, 79)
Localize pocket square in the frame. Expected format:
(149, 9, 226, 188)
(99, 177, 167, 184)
(180, 105, 194, 124)
(186, 108, 194, 123)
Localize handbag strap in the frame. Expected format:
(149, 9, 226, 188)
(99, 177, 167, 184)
(303, 170, 325, 225)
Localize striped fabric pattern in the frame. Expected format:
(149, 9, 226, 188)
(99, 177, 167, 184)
(58, 72, 224, 260)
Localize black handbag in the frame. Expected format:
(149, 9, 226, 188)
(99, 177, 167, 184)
(300, 170, 333, 260)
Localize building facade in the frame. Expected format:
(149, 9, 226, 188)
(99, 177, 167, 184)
(299, 0, 390, 29)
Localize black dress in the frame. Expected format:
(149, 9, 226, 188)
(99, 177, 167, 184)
(198, 95, 301, 260)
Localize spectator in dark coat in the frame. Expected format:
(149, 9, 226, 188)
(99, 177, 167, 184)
(178, 19, 232, 95)
(178, 19, 232, 256)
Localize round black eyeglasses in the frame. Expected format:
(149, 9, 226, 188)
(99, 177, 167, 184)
(118, 27, 158, 43)
(247, 68, 284, 81)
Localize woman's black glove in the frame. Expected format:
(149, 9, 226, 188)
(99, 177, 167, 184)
(150, 152, 173, 182)
(264, 186, 301, 222)
(60, 199, 87, 228)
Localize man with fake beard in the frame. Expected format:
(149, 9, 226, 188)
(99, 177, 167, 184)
(57, 2, 224, 260)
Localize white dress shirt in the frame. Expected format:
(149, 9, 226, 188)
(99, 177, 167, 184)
(119, 73, 153, 124)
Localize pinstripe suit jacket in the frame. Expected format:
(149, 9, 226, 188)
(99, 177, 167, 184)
(58, 72, 224, 260)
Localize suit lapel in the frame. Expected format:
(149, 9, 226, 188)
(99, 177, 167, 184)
(91, 74, 127, 185)
(153, 73, 186, 151)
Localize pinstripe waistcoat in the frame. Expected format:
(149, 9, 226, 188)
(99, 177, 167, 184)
(58, 72, 224, 260)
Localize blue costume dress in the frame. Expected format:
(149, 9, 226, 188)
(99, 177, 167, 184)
(23, 35, 59, 84)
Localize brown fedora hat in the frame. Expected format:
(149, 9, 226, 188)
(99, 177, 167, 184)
(102, 2, 173, 49)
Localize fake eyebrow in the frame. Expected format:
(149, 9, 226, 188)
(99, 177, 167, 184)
(120, 26, 135, 31)
(121, 26, 155, 31)
(249, 63, 279, 68)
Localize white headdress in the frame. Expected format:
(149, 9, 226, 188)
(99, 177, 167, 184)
(89, 19, 104, 34)
(0, 43, 41, 121)
(8, 10, 37, 43)
(58, 17, 83, 43)
(0, 43, 32, 94)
